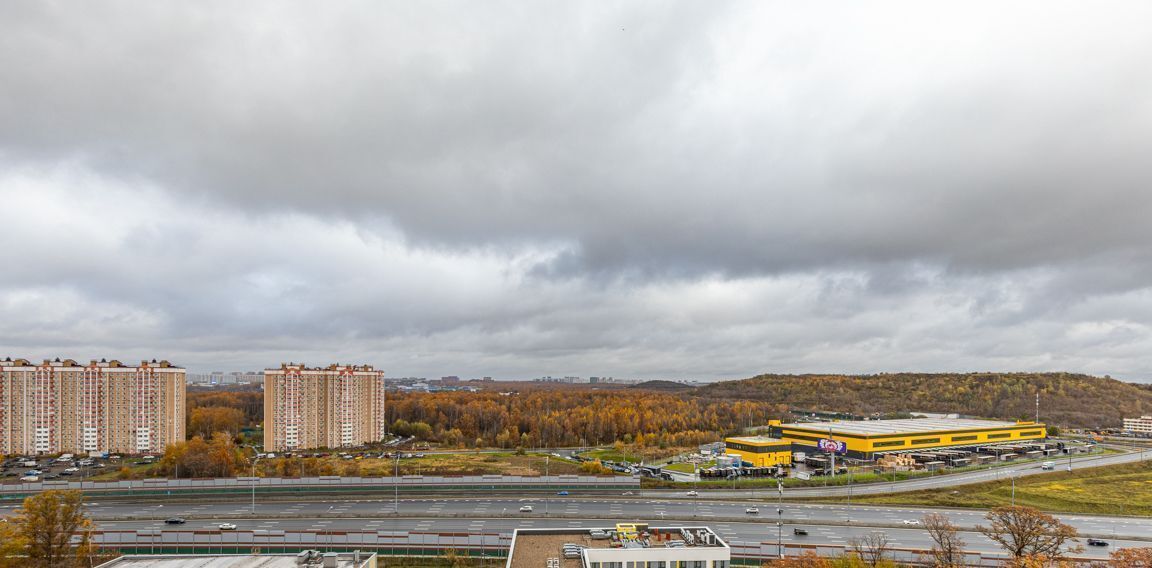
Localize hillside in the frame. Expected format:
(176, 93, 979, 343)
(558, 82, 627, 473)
(696, 372, 1152, 429)
(631, 380, 694, 391)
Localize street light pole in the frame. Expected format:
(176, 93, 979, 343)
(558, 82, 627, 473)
(250, 457, 258, 513)
(394, 452, 400, 514)
(776, 480, 784, 559)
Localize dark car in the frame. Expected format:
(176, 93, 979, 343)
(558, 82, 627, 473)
(556, 491, 569, 496)
(1087, 539, 1108, 547)
(793, 528, 808, 536)
(164, 518, 186, 525)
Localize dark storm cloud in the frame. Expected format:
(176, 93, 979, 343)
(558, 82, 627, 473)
(3, 1, 1152, 379)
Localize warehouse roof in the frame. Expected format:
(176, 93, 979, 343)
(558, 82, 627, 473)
(778, 418, 1038, 436)
(725, 435, 787, 445)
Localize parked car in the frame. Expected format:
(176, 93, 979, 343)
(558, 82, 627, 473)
(218, 523, 237, 530)
(19, 475, 38, 482)
(164, 518, 186, 525)
(63, 467, 80, 473)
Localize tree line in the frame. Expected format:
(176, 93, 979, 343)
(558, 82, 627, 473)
(701, 372, 1152, 429)
(385, 390, 785, 448)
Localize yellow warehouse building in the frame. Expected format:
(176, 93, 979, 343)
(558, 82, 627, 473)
(722, 435, 793, 467)
(773, 418, 1046, 459)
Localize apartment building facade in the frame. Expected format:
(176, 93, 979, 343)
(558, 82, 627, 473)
(0, 357, 186, 455)
(1124, 416, 1152, 435)
(264, 363, 386, 451)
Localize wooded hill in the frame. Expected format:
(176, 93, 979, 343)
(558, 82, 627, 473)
(696, 372, 1152, 429)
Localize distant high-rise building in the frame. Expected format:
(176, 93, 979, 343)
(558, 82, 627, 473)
(0, 357, 185, 455)
(263, 363, 386, 452)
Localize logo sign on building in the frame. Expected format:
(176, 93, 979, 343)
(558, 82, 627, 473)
(818, 439, 847, 454)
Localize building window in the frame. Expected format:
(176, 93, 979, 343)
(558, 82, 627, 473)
(951, 435, 978, 442)
(1019, 430, 1042, 436)
(874, 440, 905, 448)
(911, 438, 941, 445)
(987, 433, 1011, 439)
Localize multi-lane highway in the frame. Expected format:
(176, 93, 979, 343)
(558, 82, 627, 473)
(2, 496, 1144, 561)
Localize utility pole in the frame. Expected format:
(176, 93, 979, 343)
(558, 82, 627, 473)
(1036, 391, 1040, 424)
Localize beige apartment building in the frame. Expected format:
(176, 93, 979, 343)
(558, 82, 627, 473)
(263, 363, 387, 452)
(0, 357, 186, 455)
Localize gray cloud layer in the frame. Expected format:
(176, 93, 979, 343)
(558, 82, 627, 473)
(3, 1, 1152, 380)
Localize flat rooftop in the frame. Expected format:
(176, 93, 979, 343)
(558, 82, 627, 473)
(725, 435, 786, 444)
(507, 527, 725, 568)
(97, 553, 372, 568)
(779, 418, 1035, 436)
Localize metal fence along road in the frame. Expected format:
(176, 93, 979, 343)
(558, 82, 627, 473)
(0, 475, 639, 500)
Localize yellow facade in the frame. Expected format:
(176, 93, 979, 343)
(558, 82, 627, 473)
(723, 436, 793, 467)
(776, 420, 1046, 457)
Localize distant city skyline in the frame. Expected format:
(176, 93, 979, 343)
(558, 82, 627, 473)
(5, 3, 1152, 382)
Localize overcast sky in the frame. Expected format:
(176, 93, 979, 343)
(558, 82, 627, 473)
(3, 2, 1152, 381)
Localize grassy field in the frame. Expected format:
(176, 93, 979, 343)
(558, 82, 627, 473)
(664, 461, 715, 473)
(578, 447, 685, 464)
(83, 452, 596, 480)
(831, 460, 1152, 516)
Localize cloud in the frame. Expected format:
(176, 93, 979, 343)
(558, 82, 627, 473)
(2, 2, 1152, 379)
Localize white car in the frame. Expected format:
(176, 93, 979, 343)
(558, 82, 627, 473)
(902, 519, 920, 525)
(745, 507, 760, 514)
(218, 523, 237, 530)
(686, 491, 699, 497)
(519, 505, 534, 512)
(20, 476, 39, 482)
(63, 467, 80, 473)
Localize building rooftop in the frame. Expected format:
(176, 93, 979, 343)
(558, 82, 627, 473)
(97, 552, 374, 568)
(779, 418, 1037, 436)
(506, 526, 726, 568)
(725, 435, 786, 444)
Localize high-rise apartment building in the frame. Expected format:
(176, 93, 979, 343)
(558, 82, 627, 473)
(263, 363, 386, 451)
(0, 357, 186, 455)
